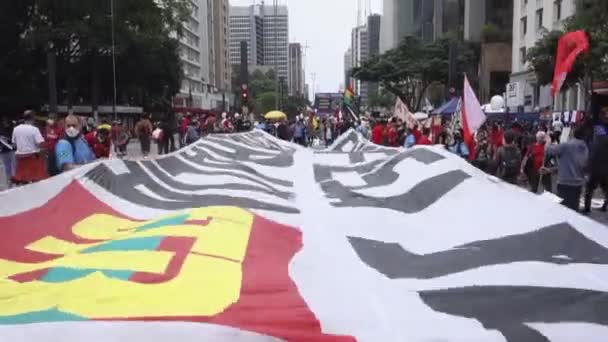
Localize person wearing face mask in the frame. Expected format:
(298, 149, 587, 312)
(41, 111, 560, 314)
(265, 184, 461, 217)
(55, 115, 95, 172)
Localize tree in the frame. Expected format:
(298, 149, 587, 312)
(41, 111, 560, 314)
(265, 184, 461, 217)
(352, 36, 479, 111)
(367, 89, 396, 110)
(526, 0, 608, 93)
(0, 0, 191, 114)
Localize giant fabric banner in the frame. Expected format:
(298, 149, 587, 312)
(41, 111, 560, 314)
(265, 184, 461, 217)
(1, 130, 608, 342)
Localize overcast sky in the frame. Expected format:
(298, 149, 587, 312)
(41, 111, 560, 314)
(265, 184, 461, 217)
(230, 0, 383, 99)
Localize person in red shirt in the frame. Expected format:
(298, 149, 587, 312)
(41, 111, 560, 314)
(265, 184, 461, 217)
(417, 127, 433, 145)
(44, 118, 63, 176)
(44, 119, 62, 152)
(490, 123, 504, 156)
(179, 113, 191, 147)
(386, 118, 399, 147)
(521, 131, 551, 193)
(371, 121, 385, 145)
(85, 126, 111, 159)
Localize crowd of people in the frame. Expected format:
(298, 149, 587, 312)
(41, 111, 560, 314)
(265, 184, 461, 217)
(0, 111, 134, 188)
(2, 106, 608, 216)
(363, 108, 608, 214)
(0, 110, 259, 188)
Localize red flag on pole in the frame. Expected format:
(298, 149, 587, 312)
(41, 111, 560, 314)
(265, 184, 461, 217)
(551, 30, 590, 97)
(462, 75, 487, 161)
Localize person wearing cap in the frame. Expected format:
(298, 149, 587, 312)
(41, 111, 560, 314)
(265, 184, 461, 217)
(11, 110, 47, 184)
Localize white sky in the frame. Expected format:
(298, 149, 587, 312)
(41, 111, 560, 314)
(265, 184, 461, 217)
(229, 0, 383, 99)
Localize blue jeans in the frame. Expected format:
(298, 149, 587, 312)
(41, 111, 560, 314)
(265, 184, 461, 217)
(1, 151, 15, 183)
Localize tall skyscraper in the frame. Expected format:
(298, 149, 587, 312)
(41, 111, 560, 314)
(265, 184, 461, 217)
(380, 0, 465, 52)
(229, 5, 264, 66)
(176, 0, 216, 108)
(212, 0, 231, 92)
(229, 4, 289, 85)
(352, 25, 369, 105)
(367, 14, 381, 100)
(288, 43, 305, 97)
(344, 48, 353, 89)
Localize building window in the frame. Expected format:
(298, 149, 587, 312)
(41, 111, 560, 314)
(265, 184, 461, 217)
(536, 8, 543, 30)
(520, 17, 527, 38)
(520, 47, 527, 66)
(554, 0, 563, 21)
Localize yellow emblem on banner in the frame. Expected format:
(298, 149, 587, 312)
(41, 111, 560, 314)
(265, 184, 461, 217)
(0, 207, 254, 321)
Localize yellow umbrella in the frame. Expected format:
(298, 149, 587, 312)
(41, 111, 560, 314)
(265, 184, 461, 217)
(264, 110, 287, 120)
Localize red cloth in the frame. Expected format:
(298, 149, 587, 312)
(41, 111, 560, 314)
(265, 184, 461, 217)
(13, 153, 47, 183)
(527, 143, 545, 173)
(371, 124, 385, 145)
(552, 30, 590, 97)
(490, 129, 504, 149)
(418, 135, 432, 145)
(85, 132, 111, 159)
(386, 126, 399, 147)
(180, 117, 190, 135)
(44, 126, 62, 152)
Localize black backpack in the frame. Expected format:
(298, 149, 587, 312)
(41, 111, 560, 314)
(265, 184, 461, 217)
(501, 146, 521, 178)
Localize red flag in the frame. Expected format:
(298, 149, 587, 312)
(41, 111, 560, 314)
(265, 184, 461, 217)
(551, 30, 590, 97)
(462, 75, 487, 161)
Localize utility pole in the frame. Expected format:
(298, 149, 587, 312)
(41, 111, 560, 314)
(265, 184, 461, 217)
(111, 0, 118, 120)
(273, 0, 279, 109)
(310, 72, 316, 103)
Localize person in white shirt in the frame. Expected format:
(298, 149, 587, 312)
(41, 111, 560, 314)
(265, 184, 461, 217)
(11, 110, 47, 184)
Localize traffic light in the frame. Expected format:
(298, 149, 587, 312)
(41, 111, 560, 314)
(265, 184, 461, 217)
(241, 84, 249, 104)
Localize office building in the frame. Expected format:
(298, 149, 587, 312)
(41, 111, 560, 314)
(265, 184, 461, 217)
(229, 5, 264, 66)
(352, 25, 369, 105)
(380, 0, 463, 53)
(289, 43, 305, 97)
(212, 0, 231, 92)
(344, 48, 353, 89)
(229, 4, 290, 85)
(367, 14, 381, 100)
(509, 0, 578, 111)
(175, 0, 227, 109)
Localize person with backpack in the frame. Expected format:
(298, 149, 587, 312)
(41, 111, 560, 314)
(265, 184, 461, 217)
(135, 114, 153, 158)
(473, 134, 490, 172)
(55, 115, 95, 173)
(495, 131, 522, 184)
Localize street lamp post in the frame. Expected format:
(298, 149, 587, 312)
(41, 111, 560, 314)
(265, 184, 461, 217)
(110, 0, 118, 120)
(273, 0, 279, 110)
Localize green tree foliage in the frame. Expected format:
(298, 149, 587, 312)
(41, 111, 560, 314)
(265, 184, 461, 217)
(352, 36, 479, 111)
(527, 0, 608, 91)
(0, 0, 191, 114)
(236, 69, 309, 117)
(367, 89, 396, 110)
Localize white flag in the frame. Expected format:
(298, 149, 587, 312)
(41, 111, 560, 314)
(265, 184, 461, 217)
(463, 75, 487, 137)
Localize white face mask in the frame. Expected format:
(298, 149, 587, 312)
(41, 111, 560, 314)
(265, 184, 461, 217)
(66, 127, 80, 138)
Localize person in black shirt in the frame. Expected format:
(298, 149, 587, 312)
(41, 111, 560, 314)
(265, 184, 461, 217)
(0, 117, 16, 188)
